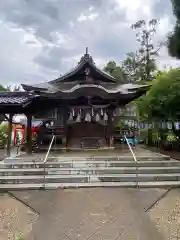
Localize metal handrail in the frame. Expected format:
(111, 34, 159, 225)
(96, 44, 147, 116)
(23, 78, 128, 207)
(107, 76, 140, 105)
(43, 135, 55, 164)
(124, 135, 138, 187)
(43, 135, 55, 189)
(124, 135, 137, 162)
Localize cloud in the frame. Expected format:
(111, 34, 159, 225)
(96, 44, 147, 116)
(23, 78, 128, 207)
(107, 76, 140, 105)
(0, 0, 178, 85)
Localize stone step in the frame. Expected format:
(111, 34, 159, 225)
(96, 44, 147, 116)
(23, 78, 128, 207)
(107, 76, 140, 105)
(5, 155, 170, 162)
(2, 160, 180, 169)
(0, 181, 180, 190)
(0, 168, 45, 176)
(1, 173, 180, 184)
(98, 173, 180, 182)
(0, 175, 89, 183)
(46, 166, 180, 174)
(0, 166, 180, 176)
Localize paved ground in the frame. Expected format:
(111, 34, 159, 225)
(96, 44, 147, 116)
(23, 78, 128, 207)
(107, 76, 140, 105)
(0, 148, 7, 160)
(0, 147, 20, 161)
(5, 146, 163, 162)
(10, 188, 167, 240)
(0, 146, 176, 239)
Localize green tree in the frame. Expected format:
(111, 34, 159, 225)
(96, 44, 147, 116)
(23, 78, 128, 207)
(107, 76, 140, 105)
(0, 85, 10, 92)
(136, 68, 180, 138)
(168, 0, 180, 58)
(122, 52, 142, 83)
(103, 61, 127, 83)
(131, 19, 160, 81)
(0, 122, 8, 147)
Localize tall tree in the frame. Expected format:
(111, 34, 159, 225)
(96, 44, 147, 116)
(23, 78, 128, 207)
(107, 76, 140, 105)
(103, 61, 127, 83)
(131, 19, 159, 81)
(168, 0, 180, 58)
(122, 52, 141, 83)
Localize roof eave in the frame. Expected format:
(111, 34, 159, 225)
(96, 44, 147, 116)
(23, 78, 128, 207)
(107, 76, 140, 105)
(21, 84, 47, 92)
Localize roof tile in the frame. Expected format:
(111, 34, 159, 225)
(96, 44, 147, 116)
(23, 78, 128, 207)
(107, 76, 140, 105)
(0, 96, 29, 104)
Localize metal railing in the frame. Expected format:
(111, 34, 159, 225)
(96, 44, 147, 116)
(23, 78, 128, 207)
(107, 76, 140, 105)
(124, 135, 138, 187)
(43, 135, 55, 164)
(43, 135, 55, 188)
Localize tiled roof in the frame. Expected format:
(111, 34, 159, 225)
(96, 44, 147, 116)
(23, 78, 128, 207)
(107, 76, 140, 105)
(21, 82, 151, 95)
(0, 92, 35, 105)
(48, 52, 116, 84)
(0, 96, 29, 104)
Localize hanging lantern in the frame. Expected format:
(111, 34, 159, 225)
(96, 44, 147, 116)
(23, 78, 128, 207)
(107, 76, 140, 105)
(69, 112, 73, 121)
(76, 113, 81, 122)
(167, 122, 172, 130)
(100, 108, 104, 116)
(95, 113, 100, 122)
(104, 112, 108, 121)
(91, 108, 94, 116)
(85, 112, 91, 122)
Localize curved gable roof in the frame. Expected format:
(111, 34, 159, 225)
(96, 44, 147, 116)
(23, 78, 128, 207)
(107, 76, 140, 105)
(49, 50, 116, 84)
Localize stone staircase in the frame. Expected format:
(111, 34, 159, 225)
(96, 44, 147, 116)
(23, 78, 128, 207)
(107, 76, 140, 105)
(1, 155, 180, 190)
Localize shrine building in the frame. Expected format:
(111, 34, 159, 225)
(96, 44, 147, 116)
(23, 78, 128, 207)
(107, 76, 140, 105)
(0, 48, 150, 155)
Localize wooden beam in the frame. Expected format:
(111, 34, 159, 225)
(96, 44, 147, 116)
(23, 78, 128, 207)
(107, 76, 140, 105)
(6, 113, 13, 157)
(26, 114, 32, 154)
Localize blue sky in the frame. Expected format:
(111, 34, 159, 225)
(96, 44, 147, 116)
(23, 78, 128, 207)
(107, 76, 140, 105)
(0, 0, 178, 86)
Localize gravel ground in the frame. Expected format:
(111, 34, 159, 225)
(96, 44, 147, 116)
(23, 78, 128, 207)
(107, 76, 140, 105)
(149, 189, 180, 240)
(0, 193, 38, 240)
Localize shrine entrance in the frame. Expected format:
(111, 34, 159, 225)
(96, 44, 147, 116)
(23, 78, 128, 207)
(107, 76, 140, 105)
(67, 122, 107, 149)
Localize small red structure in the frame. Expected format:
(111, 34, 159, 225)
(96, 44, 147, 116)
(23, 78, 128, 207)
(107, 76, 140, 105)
(13, 121, 42, 145)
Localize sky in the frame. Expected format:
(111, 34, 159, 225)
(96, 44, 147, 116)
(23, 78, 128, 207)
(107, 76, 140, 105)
(0, 0, 178, 86)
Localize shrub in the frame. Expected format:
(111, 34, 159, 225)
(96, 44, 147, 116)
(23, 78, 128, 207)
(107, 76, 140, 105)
(0, 123, 8, 147)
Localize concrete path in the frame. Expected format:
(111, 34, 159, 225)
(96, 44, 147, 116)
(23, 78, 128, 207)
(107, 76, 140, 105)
(11, 188, 167, 240)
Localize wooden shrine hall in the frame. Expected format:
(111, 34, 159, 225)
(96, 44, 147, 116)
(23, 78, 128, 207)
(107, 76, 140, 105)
(0, 48, 150, 155)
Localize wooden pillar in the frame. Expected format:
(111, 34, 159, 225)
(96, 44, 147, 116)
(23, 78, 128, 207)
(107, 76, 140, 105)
(6, 113, 13, 157)
(63, 107, 68, 148)
(13, 128, 17, 145)
(26, 114, 32, 154)
(107, 108, 113, 147)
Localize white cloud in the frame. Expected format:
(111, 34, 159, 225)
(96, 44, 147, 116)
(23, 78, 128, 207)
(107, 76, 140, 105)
(77, 9, 99, 22)
(0, 0, 177, 85)
(0, 21, 46, 85)
(115, 0, 153, 22)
